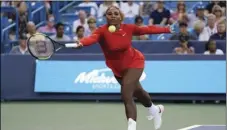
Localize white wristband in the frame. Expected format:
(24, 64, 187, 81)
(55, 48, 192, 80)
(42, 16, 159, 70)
(65, 43, 78, 48)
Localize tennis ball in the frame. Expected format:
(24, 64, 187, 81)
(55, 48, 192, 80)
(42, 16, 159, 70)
(108, 25, 116, 33)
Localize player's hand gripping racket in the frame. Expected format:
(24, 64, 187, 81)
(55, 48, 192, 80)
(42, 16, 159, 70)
(27, 33, 81, 60)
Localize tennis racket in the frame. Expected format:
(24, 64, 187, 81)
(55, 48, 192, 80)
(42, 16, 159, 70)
(27, 33, 79, 60)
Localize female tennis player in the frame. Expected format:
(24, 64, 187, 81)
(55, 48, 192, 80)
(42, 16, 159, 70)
(73, 6, 174, 130)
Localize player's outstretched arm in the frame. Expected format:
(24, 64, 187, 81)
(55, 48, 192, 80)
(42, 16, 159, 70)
(74, 28, 102, 48)
(132, 24, 175, 36)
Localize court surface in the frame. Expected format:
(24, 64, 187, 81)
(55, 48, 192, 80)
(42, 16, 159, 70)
(1, 102, 225, 130)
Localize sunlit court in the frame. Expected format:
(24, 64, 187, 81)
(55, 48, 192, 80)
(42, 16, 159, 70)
(1, 1, 226, 130)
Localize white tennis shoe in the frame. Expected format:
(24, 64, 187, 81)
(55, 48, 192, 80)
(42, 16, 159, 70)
(147, 104, 164, 130)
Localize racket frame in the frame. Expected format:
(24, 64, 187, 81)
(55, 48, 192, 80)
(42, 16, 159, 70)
(27, 33, 66, 60)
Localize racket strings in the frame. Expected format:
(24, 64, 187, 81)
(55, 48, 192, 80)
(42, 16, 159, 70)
(28, 34, 55, 59)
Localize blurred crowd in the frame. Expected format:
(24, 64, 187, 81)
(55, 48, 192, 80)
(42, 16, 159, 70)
(1, 0, 226, 55)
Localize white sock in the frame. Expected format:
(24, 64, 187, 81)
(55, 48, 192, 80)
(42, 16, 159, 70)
(148, 103, 159, 116)
(128, 118, 136, 130)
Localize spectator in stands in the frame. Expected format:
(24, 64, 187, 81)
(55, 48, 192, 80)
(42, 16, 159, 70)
(191, 20, 208, 41)
(120, 1, 139, 18)
(26, 21, 38, 38)
(139, 1, 157, 16)
(169, 22, 196, 40)
(1, 1, 12, 6)
(73, 25, 85, 40)
(98, 0, 119, 18)
(173, 34, 195, 55)
(10, 34, 29, 55)
(187, 5, 207, 29)
(1, 2, 17, 21)
(9, 29, 16, 41)
(210, 22, 226, 40)
(37, 14, 56, 33)
(170, 2, 187, 23)
(17, 2, 28, 35)
(195, 5, 207, 25)
(50, 22, 71, 41)
(149, 1, 170, 26)
(85, 17, 97, 36)
(73, 10, 88, 33)
(179, 13, 189, 25)
(212, 5, 226, 25)
(78, 0, 98, 17)
(132, 16, 149, 40)
(44, 1, 51, 15)
(203, 14, 217, 40)
(204, 40, 224, 55)
(205, 1, 226, 16)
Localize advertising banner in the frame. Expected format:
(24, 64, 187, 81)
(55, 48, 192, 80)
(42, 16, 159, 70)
(34, 60, 226, 93)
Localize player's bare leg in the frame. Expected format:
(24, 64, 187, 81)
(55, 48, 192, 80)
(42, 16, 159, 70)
(134, 83, 164, 130)
(115, 68, 164, 130)
(120, 68, 144, 130)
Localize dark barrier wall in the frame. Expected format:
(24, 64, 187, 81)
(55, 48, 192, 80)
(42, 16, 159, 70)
(8, 40, 226, 54)
(58, 40, 226, 54)
(1, 54, 226, 101)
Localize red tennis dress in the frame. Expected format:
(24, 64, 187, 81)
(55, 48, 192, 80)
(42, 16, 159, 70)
(80, 24, 171, 77)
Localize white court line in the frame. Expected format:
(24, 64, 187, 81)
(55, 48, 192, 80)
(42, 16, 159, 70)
(177, 125, 202, 130)
(201, 125, 226, 126)
(177, 125, 226, 130)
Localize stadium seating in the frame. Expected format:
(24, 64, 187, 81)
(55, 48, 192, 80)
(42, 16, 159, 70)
(0, 1, 226, 54)
(1, 7, 19, 44)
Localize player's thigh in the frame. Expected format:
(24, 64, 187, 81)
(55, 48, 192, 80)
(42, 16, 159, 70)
(121, 68, 144, 94)
(115, 76, 144, 97)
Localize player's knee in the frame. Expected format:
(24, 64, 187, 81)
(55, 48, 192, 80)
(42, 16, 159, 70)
(121, 79, 136, 103)
(121, 89, 133, 103)
(122, 79, 136, 88)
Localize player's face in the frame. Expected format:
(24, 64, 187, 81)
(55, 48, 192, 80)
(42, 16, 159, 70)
(106, 7, 122, 25)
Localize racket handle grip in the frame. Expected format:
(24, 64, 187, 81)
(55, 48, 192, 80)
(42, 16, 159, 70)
(65, 43, 78, 48)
